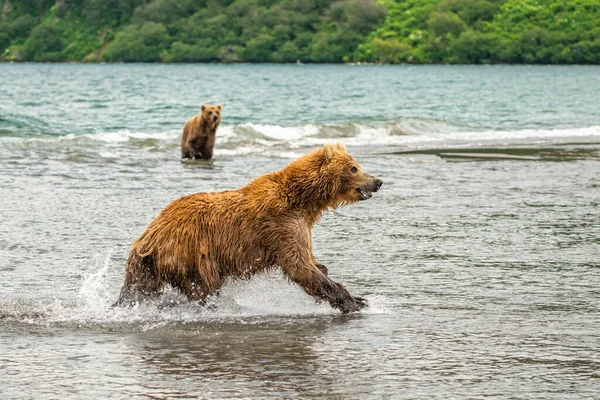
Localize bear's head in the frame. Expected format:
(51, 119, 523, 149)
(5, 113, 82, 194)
(321, 143, 383, 205)
(200, 104, 222, 126)
(283, 143, 383, 211)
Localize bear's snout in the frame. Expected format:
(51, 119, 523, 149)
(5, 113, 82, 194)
(212, 114, 219, 122)
(365, 177, 382, 193)
(355, 176, 383, 201)
(373, 178, 383, 192)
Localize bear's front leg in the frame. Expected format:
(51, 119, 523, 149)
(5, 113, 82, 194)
(319, 277, 367, 313)
(315, 262, 328, 275)
(182, 142, 196, 159)
(199, 135, 215, 160)
(275, 228, 366, 313)
(182, 148, 192, 159)
(281, 259, 366, 314)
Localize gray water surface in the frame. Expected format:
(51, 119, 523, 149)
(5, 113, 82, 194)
(1, 64, 599, 399)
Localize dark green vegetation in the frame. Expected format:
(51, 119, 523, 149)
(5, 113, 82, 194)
(1, 0, 599, 63)
(357, 0, 600, 63)
(0, 0, 386, 63)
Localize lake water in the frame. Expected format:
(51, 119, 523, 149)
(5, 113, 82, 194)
(1, 64, 599, 399)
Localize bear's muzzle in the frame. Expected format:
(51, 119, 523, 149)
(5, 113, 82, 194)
(356, 177, 383, 200)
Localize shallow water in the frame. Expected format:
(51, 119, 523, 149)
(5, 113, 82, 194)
(1, 64, 599, 399)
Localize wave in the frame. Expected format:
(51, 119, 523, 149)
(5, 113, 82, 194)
(218, 123, 600, 152)
(3, 120, 600, 158)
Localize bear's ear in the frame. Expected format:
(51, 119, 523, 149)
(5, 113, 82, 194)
(217, 104, 222, 110)
(201, 105, 206, 111)
(335, 142, 347, 152)
(323, 144, 335, 161)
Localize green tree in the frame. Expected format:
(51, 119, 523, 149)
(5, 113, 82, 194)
(132, 0, 198, 24)
(163, 40, 219, 62)
(571, 39, 600, 63)
(82, 0, 149, 26)
(450, 29, 501, 63)
(242, 33, 276, 62)
(272, 40, 300, 62)
(427, 11, 466, 37)
(22, 24, 65, 61)
(10, 15, 38, 42)
(371, 37, 412, 63)
(329, 0, 386, 35)
(437, 0, 501, 24)
(102, 21, 169, 61)
(0, 24, 10, 54)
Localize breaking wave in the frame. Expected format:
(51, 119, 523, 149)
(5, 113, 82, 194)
(3, 120, 600, 158)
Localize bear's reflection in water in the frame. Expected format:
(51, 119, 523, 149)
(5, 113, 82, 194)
(133, 317, 356, 397)
(180, 158, 215, 168)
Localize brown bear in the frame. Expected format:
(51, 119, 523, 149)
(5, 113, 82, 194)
(181, 104, 222, 160)
(116, 143, 383, 313)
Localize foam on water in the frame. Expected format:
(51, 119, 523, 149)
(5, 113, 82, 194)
(80, 130, 180, 143)
(5, 122, 600, 155)
(0, 252, 390, 329)
(232, 123, 321, 141)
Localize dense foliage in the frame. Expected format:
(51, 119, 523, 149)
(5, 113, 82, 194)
(1, 0, 599, 63)
(356, 0, 600, 63)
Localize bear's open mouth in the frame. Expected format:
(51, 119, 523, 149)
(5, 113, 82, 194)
(356, 188, 373, 200)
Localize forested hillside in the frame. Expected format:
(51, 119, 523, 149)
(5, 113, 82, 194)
(356, 0, 600, 63)
(1, 0, 599, 63)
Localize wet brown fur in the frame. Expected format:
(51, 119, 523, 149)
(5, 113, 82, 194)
(117, 143, 382, 313)
(181, 104, 222, 160)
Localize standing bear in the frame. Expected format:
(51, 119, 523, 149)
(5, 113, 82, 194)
(116, 143, 383, 313)
(181, 104, 222, 160)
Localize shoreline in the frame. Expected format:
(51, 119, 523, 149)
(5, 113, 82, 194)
(2, 59, 600, 66)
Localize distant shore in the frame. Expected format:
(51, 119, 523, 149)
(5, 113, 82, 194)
(2, 0, 599, 66)
(2, 61, 599, 66)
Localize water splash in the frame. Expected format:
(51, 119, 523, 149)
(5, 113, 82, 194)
(1, 252, 389, 330)
(78, 251, 115, 312)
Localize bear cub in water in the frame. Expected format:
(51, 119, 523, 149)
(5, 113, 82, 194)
(181, 104, 222, 160)
(116, 143, 383, 313)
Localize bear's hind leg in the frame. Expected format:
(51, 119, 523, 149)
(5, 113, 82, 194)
(177, 280, 207, 302)
(113, 280, 165, 307)
(113, 254, 165, 306)
(175, 262, 222, 305)
(175, 279, 224, 306)
(175, 272, 221, 304)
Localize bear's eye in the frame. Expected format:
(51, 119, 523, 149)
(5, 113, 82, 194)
(350, 166, 358, 173)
